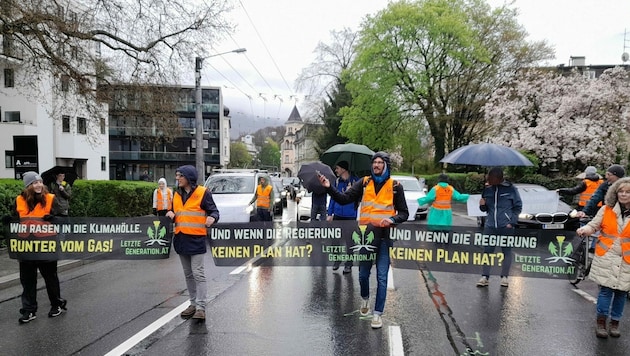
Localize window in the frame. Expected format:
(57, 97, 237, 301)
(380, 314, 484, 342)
(61, 75, 70, 92)
(5, 111, 20, 122)
(77, 117, 86, 134)
(101, 156, 106, 171)
(3, 34, 13, 57)
(4, 68, 14, 87)
(62, 115, 70, 132)
(100, 118, 106, 134)
(5, 150, 14, 168)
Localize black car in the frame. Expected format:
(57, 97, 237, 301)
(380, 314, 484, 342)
(271, 178, 286, 213)
(282, 177, 301, 201)
(477, 183, 579, 231)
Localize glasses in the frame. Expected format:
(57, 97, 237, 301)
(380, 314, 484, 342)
(373, 161, 385, 165)
(175, 173, 183, 177)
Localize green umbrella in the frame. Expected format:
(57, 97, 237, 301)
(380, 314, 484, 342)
(320, 143, 375, 175)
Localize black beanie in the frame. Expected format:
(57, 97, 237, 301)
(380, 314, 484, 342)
(607, 164, 625, 178)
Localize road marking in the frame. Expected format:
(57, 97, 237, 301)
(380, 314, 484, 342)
(103, 301, 189, 356)
(388, 265, 395, 290)
(389, 325, 404, 356)
(572, 288, 597, 304)
(230, 265, 249, 274)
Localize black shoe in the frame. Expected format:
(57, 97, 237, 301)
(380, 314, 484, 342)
(332, 261, 341, 271)
(48, 306, 63, 317)
(343, 265, 352, 274)
(19, 312, 36, 324)
(59, 298, 68, 310)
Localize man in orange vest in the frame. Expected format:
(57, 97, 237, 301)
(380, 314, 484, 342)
(166, 165, 220, 322)
(249, 176, 273, 221)
(15, 171, 67, 324)
(557, 166, 603, 210)
(418, 173, 469, 230)
(319, 151, 409, 329)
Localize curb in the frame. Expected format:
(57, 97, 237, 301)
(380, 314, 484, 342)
(0, 259, 94, 290)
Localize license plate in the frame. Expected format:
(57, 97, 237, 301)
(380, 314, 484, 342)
(543, 223, 564, 229)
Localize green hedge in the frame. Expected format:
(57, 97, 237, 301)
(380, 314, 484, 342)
(0, 179, 155, 218)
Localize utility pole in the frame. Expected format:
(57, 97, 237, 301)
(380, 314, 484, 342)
(194, 48, 246, 185)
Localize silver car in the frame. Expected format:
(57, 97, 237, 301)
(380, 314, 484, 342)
(391, 175, 428, 221)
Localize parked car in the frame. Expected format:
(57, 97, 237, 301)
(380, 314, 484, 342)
(391, 175, 428, 221)
(271, 178, 286, 214)
(296, 190, 330, 221)
(203, 169, 275, 223)
(476, 183, 579, 230)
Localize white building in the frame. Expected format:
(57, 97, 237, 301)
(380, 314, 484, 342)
(0, 14, 109, 181)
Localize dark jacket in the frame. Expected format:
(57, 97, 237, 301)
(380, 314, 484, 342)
(172, 165, 220, 255)
(480, 180, 522, 229)
(326, 176, 409, 236)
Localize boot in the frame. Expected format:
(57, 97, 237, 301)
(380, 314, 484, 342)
(596, 316, 608, 338)
(609, 320, 621, 338)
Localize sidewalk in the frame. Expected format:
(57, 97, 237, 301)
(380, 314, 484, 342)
(0, 248, 88, 289)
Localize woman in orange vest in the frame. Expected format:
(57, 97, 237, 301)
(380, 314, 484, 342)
(557, 166, 603, 210)
(418, 173, 469, 230)
(152, 177, 173, 216)
(577, 177, 630, 338)
(15, 171, 67, 324)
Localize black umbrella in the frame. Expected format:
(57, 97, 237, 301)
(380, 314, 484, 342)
(298, 162, 336, 195)
(41, 166, 79, 186)
(439, 143, 533, 167)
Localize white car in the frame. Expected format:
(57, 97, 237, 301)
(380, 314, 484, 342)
(204, 170, 275, 223)
(296, 190, 330, 221)
(391, 175, 428, 221)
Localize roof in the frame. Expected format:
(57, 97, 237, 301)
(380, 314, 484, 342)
(286, 105, 302, 123)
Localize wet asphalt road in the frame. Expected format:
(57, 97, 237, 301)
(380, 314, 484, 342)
(1, 201, 630, 355)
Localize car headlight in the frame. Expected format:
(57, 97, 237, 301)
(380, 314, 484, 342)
(519, 213, 534, 220)
(281, 191, 287, 197)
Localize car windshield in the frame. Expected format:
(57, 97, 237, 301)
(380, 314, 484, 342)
(397, 178, 422, 191)
(205, 176, 255, 194)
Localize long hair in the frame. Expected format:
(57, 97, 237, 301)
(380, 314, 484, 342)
(20, 185, 50, 213)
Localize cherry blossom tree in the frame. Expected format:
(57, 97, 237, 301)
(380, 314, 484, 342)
(483, 67, 630, 170)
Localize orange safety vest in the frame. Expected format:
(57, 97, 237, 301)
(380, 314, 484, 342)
(172, 186, 208, 236)
(432, 185, 454, 210)
(155, 188, 173, 211)
(578, 179, 603, 207)
(359, 177, 395, 226)
(16, 193, 56, 237)
(256, 184, 272, 209)
(595, 206, 630, 264)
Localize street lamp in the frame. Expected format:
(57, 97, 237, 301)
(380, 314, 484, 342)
(195, 48, 247, 184)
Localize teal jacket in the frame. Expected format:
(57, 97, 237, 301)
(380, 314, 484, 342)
(418, 182, 469, 228)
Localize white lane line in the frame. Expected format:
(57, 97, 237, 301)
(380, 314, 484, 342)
(389, 325, 404, 356)
(572, 288, 597, 304)
(103, 301, 189, 356)
(230, 265, 249, 274)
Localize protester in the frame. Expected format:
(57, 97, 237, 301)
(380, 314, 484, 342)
(319, 151, 409, 329)
(576, 177, 630, 338)
(153, 177, 173, 216)
(15, 171, 67, 324)
(476, 167, 522, 288)
(326, 160, 360, 273)
(49, 171, 72, 217)
(166, 165, 220, 321)
(579, 164, 626, 218)
(418, 173, 469, 230)
(557, 166, 603, 210)
(249, 176, 273, 221)
(140, 170, 151, 182)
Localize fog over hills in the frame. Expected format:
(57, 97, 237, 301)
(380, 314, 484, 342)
(228, 110, 287, 140)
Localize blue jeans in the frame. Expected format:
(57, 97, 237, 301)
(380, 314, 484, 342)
(359, 238, 392, 315)
(597, 286, 627, 321)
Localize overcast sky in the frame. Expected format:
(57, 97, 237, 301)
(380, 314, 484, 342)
(199, 0, 630, 124)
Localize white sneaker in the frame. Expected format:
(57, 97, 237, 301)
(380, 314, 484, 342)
(371, 314, 383, 329)
(500, 276, 509, 287)
(476, 276, 489, 287)
(360, 299, 369, 316)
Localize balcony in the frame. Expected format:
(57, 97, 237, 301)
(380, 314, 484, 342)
(109, 151, 219, 163)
